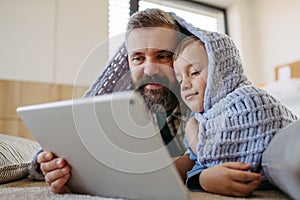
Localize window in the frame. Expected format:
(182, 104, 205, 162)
(108, 0, 130, 58)
(139, 0, 226, 33)
(108, 0, 226, 57)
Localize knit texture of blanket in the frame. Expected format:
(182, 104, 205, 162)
(171, 13, 298, 172)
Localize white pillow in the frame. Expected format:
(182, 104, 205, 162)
(262, 120, 300, 200)
(0, 134, 40, 183)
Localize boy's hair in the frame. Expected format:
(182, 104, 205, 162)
(125, 8, 179, 40)
(173, 36, 205, 60)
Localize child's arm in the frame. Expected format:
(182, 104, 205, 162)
(185, 117, 262, 197)
(199, 162, 263, 197)
(173, 154, 194, 182)
(185, 116, 198, 154)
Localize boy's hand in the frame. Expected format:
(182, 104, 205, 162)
(200, 162, 262, 197)
(37, 151, 71, 194)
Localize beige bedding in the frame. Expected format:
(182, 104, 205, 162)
(0, 178, 290, 200)
(0, 133, 291, 199)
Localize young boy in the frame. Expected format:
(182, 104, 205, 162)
(173, 34, 298, 195)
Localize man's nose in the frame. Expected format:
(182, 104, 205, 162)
(143, 60, 160, 76)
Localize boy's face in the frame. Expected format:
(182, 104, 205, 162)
(126, 27, 180, 112)
(174, 40, 208, 112)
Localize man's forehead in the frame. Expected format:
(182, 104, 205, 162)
(126, 27, 178, 53)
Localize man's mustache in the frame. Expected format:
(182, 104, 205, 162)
(135, 75, 170, 89)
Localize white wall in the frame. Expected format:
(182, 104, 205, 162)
(227, 0, 300, 85)
(0, 0, 108, 86)
(0, 1, 55, 83)
(3, 0, 300, 87)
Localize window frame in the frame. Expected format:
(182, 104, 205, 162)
(108, 0, 228, 58)
(129, 0, 228, 34)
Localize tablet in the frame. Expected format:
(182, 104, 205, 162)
(17, 90, 190, 200)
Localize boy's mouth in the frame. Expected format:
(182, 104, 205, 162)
(185, 92, 198, 100)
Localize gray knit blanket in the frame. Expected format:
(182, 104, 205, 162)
(171, 13, 298, 171)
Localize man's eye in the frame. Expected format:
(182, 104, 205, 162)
(131, 56, 144, 64)
(133, 57, 142, 61)
(157, 54, 172, 63)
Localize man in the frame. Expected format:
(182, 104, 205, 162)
(36, 9, 262, 196)
(124, 10, 189, 157)
(36, 8, 192, 194)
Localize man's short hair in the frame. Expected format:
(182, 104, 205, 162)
(125, 8, 179, 40)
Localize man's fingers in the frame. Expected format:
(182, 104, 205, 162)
(37, 151, 53, 164)
(44, 165, 71, 184)
(37, 150, 71, 194)
(40, 158, 66, 175)
(49, 174, 71, 194)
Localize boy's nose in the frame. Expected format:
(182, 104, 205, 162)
(181, 79, 191, 91)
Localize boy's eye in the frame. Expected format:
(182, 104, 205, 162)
(190, 71, 200, 77)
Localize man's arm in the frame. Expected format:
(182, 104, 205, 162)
(29, 148, 46, 180)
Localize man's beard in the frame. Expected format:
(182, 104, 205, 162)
(135, 75, 180, 113)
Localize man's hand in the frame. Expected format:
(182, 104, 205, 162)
(200, 162, 262, 197)
(185, 116, 198, 154)
(37, 151, 71, 194)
